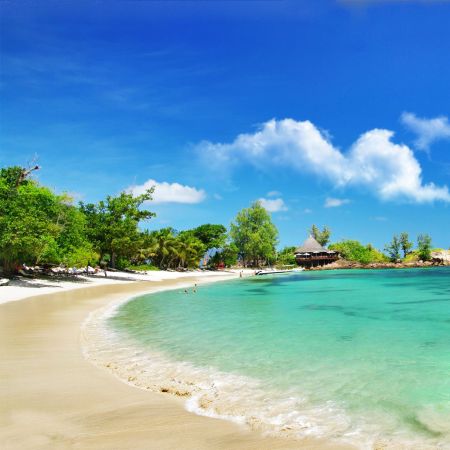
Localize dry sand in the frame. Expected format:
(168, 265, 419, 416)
(0, 274, 354, 450)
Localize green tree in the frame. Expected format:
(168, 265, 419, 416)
(330, 240, 387, 265)
(191, 224, 227, 249)
(230, 201, 278, 267)
(145, 228, 179, 269)
(417, 234, 432, 261)
(0, 166, 63, 275)
(209, 243, 239, 268)
(175, 231, 205, 268)
(384, 235, 401, 262)
(399, 232, 413, 259)
(310, 224, 331, 247)
(80, 190, 155, 268)
(276, 246, 297, 266)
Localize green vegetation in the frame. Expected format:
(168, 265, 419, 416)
(191, 224, 227, 249)
(384, 235, 401, 261)
(417, 234, 432, 261)
(384, 232, 414, 261)
(310, 224, 331, 246)
(0, 166, 97, 275)
(80, 190, 155, 269)
(209, 243, 239, 268)
(329, 240, 387, 265)
(0, 165, 441, 275)
(276, 246, 297, 266)
(399, 232, 413, 258)
(230, 201, 278, 267)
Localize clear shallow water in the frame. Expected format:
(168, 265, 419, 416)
(104, 268, 450, 448)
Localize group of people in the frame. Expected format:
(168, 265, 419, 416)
(183, 283, 197, 294)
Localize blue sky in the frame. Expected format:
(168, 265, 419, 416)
(1, 0, 449, 249)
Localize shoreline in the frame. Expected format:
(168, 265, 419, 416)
(308, 260, 448, 271)
(0, 271, 351, 450)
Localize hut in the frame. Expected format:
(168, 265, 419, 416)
(294, 235, 339, 268)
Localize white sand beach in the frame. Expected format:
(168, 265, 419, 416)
(0, 271, 352, 450)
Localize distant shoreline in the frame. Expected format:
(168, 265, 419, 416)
(307, 259, 449, 271)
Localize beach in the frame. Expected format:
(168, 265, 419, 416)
(0, 272, 349, 450)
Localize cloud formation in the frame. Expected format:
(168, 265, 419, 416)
(324, 197, 350, 208)
(198, 118, 450, 203)
(401, 112, 450, 150)
(258, 197, 288, 212)
(128, 179, 206, 204)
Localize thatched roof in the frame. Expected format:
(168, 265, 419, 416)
(295, 235, 335, 254)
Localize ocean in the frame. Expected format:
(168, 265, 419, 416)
(85, 268, 450, 449)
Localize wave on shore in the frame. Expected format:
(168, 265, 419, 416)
(81, 285, 449, 450)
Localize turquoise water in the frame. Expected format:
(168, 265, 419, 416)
(108, 268, 450, 447)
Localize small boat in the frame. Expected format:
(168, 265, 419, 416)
(255, 268, 303, 276)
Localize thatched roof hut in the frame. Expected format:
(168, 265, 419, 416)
(294, 235, 338, 267)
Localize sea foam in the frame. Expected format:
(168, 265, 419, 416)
(81, 288, 449, 450)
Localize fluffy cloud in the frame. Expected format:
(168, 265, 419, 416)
(258, 197, 288, 212)
(324, 197, 350, 208)
(128, 179, 206, 204)
(198, 118, 450, 203)
(401, 112, 450, 150)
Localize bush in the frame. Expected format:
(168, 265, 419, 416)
(329, 240, 387, 265)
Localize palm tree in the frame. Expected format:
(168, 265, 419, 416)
(175, 233, 205, 268)
(151, 228, 179, 269)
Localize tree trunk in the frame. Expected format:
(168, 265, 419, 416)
(2, 258, 18, 277)
(110, 251, 116, 269)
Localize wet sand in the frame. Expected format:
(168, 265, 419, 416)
(0, 277, 353, 450)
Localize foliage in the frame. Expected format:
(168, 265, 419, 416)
(80, 190, 155, 268)
(417, 234, 432, 261)
(310, 224, 331, 247)
(276, 246, 296, 266)
(176, 231, 206, 268)
(384, 235, 401, 261)
(0, 167, 64, 274)
(230, 201, 278, 267)
(139, 227, 206, 269)
(209, 243, 239, 268)
(191, 224, 227, 249)
(329, 240, 387, 265)
(399, 232, 413, 259)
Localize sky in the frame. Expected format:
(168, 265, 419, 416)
(1, 0, 449, 249)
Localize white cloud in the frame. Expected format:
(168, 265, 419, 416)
(324, 197, 350, 208)
(401, 112, 450, 150)
(198, 118, 450, 204)
(128, 179, 206, 204)
(258, 197, 288, 212)
(267, 190, 281, 197)
(303, 208, 313, 214)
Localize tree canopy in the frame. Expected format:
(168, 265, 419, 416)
(79, 190, 155, 268)
(230, 201, 278, 267)
(310, 225, 331, 247)
(329, 240, 387, 265)
(417, 234, 432, 261)
(0, 166, 96, 275)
